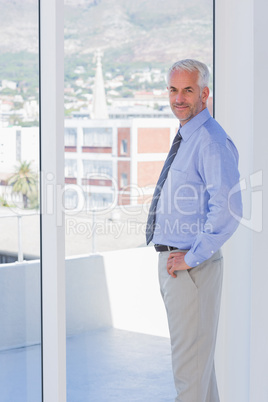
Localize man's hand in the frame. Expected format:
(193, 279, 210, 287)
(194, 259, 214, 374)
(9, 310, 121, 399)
(167, 252, 191, 278)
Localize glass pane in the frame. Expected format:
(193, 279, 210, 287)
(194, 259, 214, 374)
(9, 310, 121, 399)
(0, 1, 41, 401)
(65, 0, 213, 400)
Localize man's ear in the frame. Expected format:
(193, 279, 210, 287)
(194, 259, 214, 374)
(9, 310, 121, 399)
(202, 86, 210, 103)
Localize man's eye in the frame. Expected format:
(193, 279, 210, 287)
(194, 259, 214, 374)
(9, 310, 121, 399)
(186, 89, 192, 93)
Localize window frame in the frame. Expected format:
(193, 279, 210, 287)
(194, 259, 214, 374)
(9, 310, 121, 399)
(39, 0, 66, 401)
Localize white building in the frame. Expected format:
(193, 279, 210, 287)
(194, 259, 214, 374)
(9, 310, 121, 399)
(0, 126, 39, 174)
(0, 117, 179, 210)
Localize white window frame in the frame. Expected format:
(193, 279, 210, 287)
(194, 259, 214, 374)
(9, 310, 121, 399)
(40, 0, 66, 401)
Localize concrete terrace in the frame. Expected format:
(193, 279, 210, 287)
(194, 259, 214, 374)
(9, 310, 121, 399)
(0, 329, 175, 402)
(0, 248, 176, 402)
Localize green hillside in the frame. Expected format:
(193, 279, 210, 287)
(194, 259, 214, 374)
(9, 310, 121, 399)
(0, 0, 213, 87)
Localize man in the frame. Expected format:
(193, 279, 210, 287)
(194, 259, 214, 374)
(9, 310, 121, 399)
(146, 59, 242, 402)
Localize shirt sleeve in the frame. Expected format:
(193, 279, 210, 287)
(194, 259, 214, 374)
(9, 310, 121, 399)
(184, 141, 243, 268)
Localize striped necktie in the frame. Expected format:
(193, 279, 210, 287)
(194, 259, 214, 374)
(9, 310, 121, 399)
(146, 131, 182, 244)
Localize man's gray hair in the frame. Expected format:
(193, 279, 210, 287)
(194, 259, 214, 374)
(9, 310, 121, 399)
(167, 59, 210, 89)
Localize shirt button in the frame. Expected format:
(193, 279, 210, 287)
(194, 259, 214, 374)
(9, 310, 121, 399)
(211, 250, 214, 254)
(196, 262, 199, 265)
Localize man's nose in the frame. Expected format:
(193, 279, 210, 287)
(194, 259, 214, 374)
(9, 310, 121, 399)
(175, 92, 184, 103)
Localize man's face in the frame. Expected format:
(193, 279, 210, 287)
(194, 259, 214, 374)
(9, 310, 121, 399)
(168, 69, 209, 126)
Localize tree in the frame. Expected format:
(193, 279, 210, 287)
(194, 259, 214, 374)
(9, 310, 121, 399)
(8, 161, 38, 209)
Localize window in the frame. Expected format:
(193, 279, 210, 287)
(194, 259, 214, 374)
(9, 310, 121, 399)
(121, 139, 128, 155)
(65, 159, 77, 177)
(65, 127, 77, 146)
(83, 159, 112, 178)
(120, 172, 128, 188)
(87, 192, 113, 208)
(16, 130, 21, 161)
(64, 1, 214, 401)
(65, 189, 78, 209)
(83, 127, 112, 147)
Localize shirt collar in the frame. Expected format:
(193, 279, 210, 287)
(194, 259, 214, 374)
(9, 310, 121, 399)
(179, 108, 211, 142)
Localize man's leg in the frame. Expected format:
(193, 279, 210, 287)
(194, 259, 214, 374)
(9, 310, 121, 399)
(206, 362, 219, 402)
(158, 250, 223, 402)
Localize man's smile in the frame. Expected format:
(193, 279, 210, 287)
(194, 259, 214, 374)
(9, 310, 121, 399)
(173, 103, 189, 110)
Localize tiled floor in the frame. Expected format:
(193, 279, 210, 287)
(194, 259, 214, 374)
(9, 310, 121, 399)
(0, 328, 176, 402)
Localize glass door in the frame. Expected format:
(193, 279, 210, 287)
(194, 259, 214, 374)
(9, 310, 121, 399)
(64, 0, 214, 400)
(0, 1, 41, 401)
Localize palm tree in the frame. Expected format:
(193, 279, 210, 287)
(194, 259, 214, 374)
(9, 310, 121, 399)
(8, 161, 38, 209)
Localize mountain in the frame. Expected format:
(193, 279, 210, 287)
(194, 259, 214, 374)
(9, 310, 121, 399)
(0, 0, 213, 82)
(67, 2, 213, 74)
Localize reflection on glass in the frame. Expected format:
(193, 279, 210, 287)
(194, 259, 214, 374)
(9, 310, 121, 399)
(65, 0, 213, 400)
(0, 1, 41, 401)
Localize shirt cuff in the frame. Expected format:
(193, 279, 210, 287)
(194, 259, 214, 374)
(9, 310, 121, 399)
(184, 250, 203, 268)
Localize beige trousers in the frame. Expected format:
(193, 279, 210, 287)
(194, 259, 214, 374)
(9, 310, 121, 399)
(158, 249, 223, 402)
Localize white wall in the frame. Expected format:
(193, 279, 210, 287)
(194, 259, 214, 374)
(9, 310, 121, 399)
(0, 260, 41, 350)
(0, 247, 168, 350)
(102, 247, 169, 337)
(0, 128, 17, 172)
(215, 0, 268, 401)
(67, 248, 169, 337)
(0, 127, 39, 173)
(65, 254, 113, 334)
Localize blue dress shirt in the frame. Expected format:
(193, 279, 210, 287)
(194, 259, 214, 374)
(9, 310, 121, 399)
(152, 108, 242, 267)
